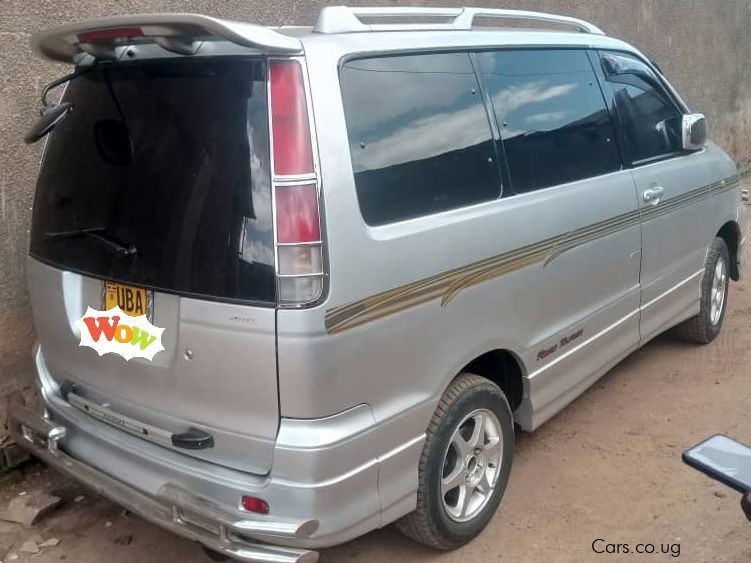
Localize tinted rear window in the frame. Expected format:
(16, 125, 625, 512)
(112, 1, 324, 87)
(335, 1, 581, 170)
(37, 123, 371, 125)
(477, 49, 621, 194)
(30, 59, 275, 304)
(340, 53, 501, 225)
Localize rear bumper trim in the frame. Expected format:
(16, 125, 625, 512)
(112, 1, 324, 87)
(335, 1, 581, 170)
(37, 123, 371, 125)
(7, 392, 319, 563)
(65, 388, 215, 452)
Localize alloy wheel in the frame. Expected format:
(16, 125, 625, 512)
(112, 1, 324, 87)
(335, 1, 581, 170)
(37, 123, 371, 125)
(440, 408, 504, 523)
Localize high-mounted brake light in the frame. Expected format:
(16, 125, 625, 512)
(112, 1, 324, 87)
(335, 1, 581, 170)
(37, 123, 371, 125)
(77, 28, 144, 43)
(269, 59, 323, 306)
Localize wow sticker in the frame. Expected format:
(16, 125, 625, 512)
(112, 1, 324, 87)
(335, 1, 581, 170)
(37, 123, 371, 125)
(75, 306, 165, 361)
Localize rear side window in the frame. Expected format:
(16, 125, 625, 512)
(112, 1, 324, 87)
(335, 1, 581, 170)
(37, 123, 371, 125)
(477, 49, 621, 194)
(340, 53, 500, 225)
(30, 59, 276, 304)
(600, 51, 683, 163)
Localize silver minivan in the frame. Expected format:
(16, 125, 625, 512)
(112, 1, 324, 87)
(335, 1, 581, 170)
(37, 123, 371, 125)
(11, 6, 746, 562)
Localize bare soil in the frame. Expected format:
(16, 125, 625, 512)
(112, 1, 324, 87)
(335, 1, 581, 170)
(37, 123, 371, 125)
(2, 247, 751, 563)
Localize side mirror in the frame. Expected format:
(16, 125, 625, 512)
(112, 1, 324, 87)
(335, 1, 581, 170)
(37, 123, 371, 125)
(682, 113, 707, 151)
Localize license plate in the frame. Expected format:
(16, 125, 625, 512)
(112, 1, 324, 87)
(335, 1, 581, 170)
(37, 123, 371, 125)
(104, 282, 151, 318)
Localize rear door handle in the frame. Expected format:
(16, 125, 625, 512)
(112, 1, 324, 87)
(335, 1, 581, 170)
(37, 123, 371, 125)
(642, 186, 664, 205)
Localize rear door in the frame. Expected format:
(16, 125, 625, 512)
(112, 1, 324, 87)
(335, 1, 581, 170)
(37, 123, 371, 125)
(598, 51, 716, 342)
(28, 58, 279, 474)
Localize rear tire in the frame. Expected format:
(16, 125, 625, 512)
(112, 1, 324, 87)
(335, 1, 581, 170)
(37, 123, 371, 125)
(396, 373, 514, 550)
(676, 237, 730, 344)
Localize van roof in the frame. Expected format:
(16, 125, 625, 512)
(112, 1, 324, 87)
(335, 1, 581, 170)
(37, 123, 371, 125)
(313, 6, 606, 35)
(32, 7, 640, 65)
(296, 27, 636, 56)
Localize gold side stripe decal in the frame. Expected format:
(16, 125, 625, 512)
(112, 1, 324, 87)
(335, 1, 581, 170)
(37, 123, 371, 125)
(325, 176, 740, 334)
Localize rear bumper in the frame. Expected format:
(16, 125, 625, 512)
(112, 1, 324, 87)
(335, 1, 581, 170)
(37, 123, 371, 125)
(8, 392, 318, 563)
(11, 345, 427, 560)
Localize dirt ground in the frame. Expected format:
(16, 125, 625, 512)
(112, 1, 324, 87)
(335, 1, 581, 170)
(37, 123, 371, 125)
(1, 247, 751, 563)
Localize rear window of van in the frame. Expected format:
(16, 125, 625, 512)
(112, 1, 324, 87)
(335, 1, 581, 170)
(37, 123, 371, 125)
(30, 59, 276, 304)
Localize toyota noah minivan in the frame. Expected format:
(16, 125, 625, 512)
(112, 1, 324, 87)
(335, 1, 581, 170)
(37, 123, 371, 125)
(11, 7, 746, 563)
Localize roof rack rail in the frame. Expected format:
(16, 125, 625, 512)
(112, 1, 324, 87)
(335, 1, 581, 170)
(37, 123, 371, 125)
(33, 13, 302, 64)
(314, 6, 605, 35)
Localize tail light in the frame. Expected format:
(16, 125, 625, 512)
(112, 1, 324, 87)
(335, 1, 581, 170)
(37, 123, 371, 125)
(269, 61, 314, 176)
(269, 60, 323, 305)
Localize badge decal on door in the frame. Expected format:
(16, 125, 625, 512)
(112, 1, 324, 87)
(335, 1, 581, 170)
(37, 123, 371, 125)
(536, 328, 584, 362)
(75, 306, 165, 361)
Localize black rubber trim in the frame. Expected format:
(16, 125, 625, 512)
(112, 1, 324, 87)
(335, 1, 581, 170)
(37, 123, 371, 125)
(59, 381, 77, 401)
(171, 428, 215, 450)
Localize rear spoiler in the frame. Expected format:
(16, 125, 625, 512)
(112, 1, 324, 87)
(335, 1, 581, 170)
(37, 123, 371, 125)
(32, 13, 302, 64)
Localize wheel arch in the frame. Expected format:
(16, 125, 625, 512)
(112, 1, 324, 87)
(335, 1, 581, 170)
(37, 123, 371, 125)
(458, 348, 526, 413)
(717, 220, 742, 281)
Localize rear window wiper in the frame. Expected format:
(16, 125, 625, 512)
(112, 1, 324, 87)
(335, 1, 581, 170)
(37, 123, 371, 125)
(44, 227, 137, 257)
